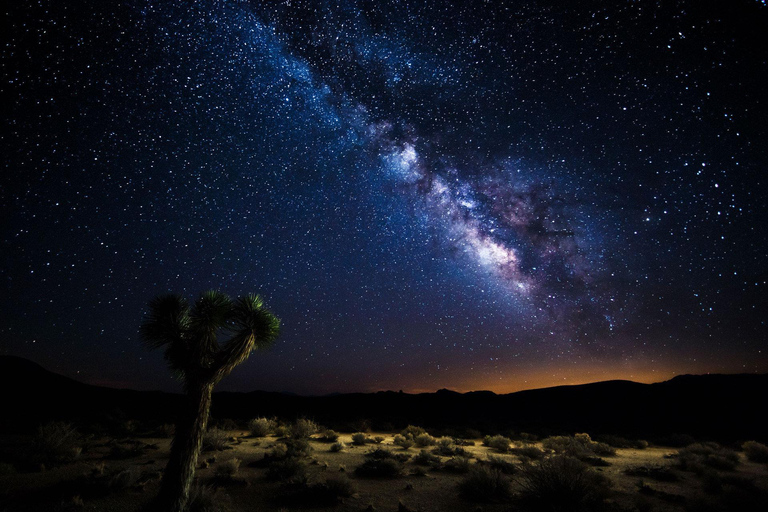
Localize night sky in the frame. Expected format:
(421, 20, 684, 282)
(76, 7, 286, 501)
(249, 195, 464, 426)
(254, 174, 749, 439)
(3, 0, 767, 395)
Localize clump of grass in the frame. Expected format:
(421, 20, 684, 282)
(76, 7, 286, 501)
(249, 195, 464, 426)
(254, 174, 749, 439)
(393, 434, 415, 450)
(33, 422, 83, 465)
(248, 417, 276, 438)
(413, 449, 441, 466)
(483, 435, 512, 453)
(742, 441, 768, 463)
(203, 428, 230, 451)
(516, 455, 612, 512)
(458, 465, 511, 502)
(329, 442, 344, 452)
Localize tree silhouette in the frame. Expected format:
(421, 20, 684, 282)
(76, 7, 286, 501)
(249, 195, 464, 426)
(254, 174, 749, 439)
(140, 290, 280, 512)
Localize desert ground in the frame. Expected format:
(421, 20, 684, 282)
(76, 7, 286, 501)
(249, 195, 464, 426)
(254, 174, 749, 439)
(1, 421, 767, 512)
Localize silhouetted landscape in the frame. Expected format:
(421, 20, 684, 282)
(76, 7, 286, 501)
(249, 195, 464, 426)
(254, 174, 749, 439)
(1, 356, 767, 511)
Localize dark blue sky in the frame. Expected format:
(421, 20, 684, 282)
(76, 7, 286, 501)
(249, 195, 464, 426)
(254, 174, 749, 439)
(2, 0, 767, 395)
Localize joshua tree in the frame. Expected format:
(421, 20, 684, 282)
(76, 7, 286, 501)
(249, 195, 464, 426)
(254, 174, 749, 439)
(141, 290, 280, 512)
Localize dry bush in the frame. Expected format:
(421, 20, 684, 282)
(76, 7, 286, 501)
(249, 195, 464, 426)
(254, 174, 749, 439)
(290, 419, 319, 439)
(248, 417, 276, 437)
(277, 475, 355, 506)
(215, 458, 241, 479)
(443, 456, 472, 474)
(484, 435, 512, 453)
(393, 434, 415, 450)
(266, 457, 308, 482)
(351, 432, 369, 445)
(33, 422, 83, 464)
(513, 445, 546, 461)
(354, 458, 403, 477)
(412, 449, 441, 466)
(187, 484, 232, 512)
(203, 428, 230, 451)
(484, 455, 517, 474)
(458, 465, 511, 502)
(516, 455, 612, 512)
(401, 425, 427, 438)
(329, 442, 344, 452)
(742, 441, 768, 463)
(677, 443, 740, 472)
(319, 429, 340, 442)
(414, 433, 437, 447)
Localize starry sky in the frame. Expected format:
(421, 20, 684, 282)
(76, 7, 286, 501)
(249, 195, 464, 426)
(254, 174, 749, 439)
(2, 0, 767, 395)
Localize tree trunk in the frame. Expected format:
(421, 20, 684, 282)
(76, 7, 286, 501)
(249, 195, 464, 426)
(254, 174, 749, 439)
(157, 381, 214, 512)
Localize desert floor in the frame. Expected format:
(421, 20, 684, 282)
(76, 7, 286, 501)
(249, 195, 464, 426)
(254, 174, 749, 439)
(1, 430, 767, 512)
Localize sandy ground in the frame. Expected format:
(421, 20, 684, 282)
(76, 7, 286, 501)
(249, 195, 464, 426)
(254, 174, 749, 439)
(1, 431, 767, 512)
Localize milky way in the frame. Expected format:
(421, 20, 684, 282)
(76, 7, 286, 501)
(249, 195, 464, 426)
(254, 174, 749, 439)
(2, 0, 767, 393)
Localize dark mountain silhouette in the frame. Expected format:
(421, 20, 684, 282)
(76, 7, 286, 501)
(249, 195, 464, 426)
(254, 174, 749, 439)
(2, 356, 765, 442)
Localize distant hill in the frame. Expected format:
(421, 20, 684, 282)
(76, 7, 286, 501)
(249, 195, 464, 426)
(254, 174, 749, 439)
(1, 356, 766, 442)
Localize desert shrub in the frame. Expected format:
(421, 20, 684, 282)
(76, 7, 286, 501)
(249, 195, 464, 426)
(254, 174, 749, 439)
(329, 442, 344, 452)
(248, 417, 276, 437)
(319, 429, 340, 443)
(516, 455, 612, 512)
(393, 434, 415, 450)
(414, 433, 437, 447)
(33, 422, 83, 464)
(215, 458, 241, 479)
(203, 428, 230, 451)
(267, 457, 308, 481)
(596, 435, 649, 450)
(355, 458, 403, 478)
(453, 437, 475, 446)
(365, 448, 410, 462)
(742, 441, 768, 463)
(187, 483, 232, 512)
(372, 436, 385, 444)
(351, 432, 369, 445)
(542, 434, 615, 459)
(413, 449, 441, 466)
(267, 443, 289, 460)
(274, 424, 290, 438)
(401, 425, 427, 439)
(484, 435, 512, 453)
(624, 465, 679, 482)
(277, 476, 355, 506)
(291, 419, 319, 439)
(677, 444, 739, 472)
(433, 437, 467, 456)
(284, 437, 312, 458)
(485, 455, 517, 474)
(458, 465, 511, 502)
(443, 456, 472, 474)
(514, 446, 546, 461)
